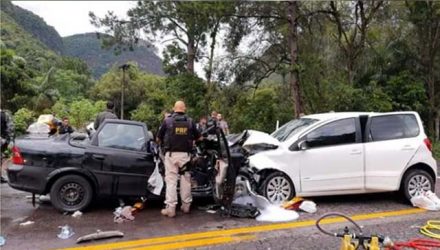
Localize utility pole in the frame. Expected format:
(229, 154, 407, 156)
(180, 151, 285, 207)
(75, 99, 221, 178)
(119, 64, 130, 120)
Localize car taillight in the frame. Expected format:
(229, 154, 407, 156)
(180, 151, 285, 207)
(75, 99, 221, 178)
(424, 138, 432, 152)
(11, 146, 24, 165)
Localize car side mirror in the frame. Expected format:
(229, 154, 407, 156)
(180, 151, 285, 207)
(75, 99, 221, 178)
(298, 140, 308, 151)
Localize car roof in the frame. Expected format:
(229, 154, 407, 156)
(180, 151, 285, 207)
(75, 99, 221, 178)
(302, 112, 371, 121)
(101, 119, 147, 127)
(301, 111, 418, 121)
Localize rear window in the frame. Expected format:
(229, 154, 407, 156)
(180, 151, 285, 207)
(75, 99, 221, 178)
(369, 114, 419, 141)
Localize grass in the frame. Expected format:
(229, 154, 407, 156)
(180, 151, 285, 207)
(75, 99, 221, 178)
(433, 141, 440, 160)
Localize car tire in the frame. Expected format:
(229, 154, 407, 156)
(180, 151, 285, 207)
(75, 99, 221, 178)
(401, 169, 434, 202)
(260, 171, 295, 204)
(50, 175, 93, 212)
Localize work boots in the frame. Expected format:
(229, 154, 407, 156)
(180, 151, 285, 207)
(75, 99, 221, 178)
(161, 206, 176, 218)
(181, 203, 191, 214)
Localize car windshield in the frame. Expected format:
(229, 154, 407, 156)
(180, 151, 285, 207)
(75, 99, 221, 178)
(271, 118, 318, 142)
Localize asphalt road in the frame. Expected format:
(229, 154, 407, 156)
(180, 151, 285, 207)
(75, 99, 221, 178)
(1, 165, 439, 250)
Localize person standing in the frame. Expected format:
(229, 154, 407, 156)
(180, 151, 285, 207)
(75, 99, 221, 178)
(94, 101, 118, 130)
(217, 113, 230, 135)
(196, 116, 207, 133)
(1, 109, 14, 183)
(58, 117, 74, 135)
(157, 101, 201, 217)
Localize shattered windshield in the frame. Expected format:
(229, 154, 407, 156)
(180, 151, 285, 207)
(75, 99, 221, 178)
(271, 118, 318, 142)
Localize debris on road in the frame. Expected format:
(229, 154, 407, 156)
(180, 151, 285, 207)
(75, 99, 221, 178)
(57, 225, 74, 239)
(282, 197, 304, 210)
(299, 201, 317, 213)
(113, 206, 135, 223)
(72, 211, 83, 218)
(12, 216, 28, 223)
(76, 230, 124, 244)
(228, 203, 260, 218)
(19, 221, 35, 226)
(231, 181, 298, 222)
(411, 191, 440, 211)
(39, 194, 50, 203)
(0, 236, 5, 246)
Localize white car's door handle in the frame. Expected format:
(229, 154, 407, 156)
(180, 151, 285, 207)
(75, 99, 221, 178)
(401, 145, 415, 151)
(350, 150, 362, 155)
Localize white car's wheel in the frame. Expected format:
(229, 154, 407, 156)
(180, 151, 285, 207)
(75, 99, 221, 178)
(261, 172, 295, 204)
(402, 169, 434, 202)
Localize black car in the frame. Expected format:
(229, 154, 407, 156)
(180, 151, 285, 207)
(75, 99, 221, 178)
(7, 119, 244, 212)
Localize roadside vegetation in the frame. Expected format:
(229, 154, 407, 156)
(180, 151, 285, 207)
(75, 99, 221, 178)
(1, 1, 439, 144)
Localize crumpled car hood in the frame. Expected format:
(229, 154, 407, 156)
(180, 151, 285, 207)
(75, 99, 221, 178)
(242, 130, 280, 155)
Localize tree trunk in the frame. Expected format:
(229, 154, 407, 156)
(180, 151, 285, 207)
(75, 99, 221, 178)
(187, 36, 195, 74)
(287, 1, 304, 118)
(435, 115, 439, 141)
(205, 21, 220, 112)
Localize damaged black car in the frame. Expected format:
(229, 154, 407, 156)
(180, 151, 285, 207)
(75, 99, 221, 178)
(7, 119, 247, 212)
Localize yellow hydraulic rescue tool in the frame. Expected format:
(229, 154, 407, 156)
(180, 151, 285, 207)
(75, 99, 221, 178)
(316, 212, 391, 250)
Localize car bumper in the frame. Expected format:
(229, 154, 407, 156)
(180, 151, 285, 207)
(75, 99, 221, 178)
(7, 163, 47, 194)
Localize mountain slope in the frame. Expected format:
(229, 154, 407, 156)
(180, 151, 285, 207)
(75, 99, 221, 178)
(63, 33, 164, 78)
(0, 9, 60, 70)
(1, 0, 64, 53)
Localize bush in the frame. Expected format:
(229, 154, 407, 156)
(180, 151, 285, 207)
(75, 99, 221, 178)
(13, 108, 35, 135)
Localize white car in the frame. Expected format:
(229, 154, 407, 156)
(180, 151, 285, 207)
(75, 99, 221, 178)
(245, 112, 437, 204)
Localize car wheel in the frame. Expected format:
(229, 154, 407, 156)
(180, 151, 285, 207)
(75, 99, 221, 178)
(50, 175, 93, 212)
(260, 172, 295, 204)
(402, 169, 434, 202)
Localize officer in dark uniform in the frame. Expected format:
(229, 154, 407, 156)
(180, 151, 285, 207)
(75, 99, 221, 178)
(156, 101, 201, 217)
(1, 109, 14, 183)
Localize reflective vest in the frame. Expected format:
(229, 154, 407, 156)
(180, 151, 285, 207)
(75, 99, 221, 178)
(164, 114, 193, 152)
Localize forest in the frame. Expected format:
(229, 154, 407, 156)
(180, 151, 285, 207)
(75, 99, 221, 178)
(1, 1, 439, 155)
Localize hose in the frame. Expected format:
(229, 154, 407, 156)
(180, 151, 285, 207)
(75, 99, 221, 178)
(315, 212, 363, 237)
(419, 220, 440, 240)
(387, 239, 440, 250)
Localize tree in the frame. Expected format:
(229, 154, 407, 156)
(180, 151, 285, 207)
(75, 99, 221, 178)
(90, 1, 234, 74)
(406, 1, 440, 139)
(223, 1, 305, 117)
(326, 1, 384, 85)
(91, 63, 166, 118)
(0, 47, 35, 111)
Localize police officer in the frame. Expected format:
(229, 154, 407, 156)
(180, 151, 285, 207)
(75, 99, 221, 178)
(156, 101, 201, 217)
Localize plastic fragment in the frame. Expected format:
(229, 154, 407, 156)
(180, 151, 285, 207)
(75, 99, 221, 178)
(57, 225, 75, 239)
(0, 236, 5, 246)
(72, 211, 83, 218)
(19, 221, 35, 226)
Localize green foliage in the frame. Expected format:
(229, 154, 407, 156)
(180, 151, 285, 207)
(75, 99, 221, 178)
(91, 63, 166, 118)
(164, 73, 207, 118)
(227, 86, 292, 133)
(433, 141, 440, 160)
(131, 103, 161, 133)
(13, 108, 35, 135)
(0, 47, 35, 111)
(68, 99, 97, 129)
(1, 0, 63, 53)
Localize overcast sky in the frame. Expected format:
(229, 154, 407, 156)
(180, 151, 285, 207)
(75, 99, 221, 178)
(13, 1, 133, 37)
